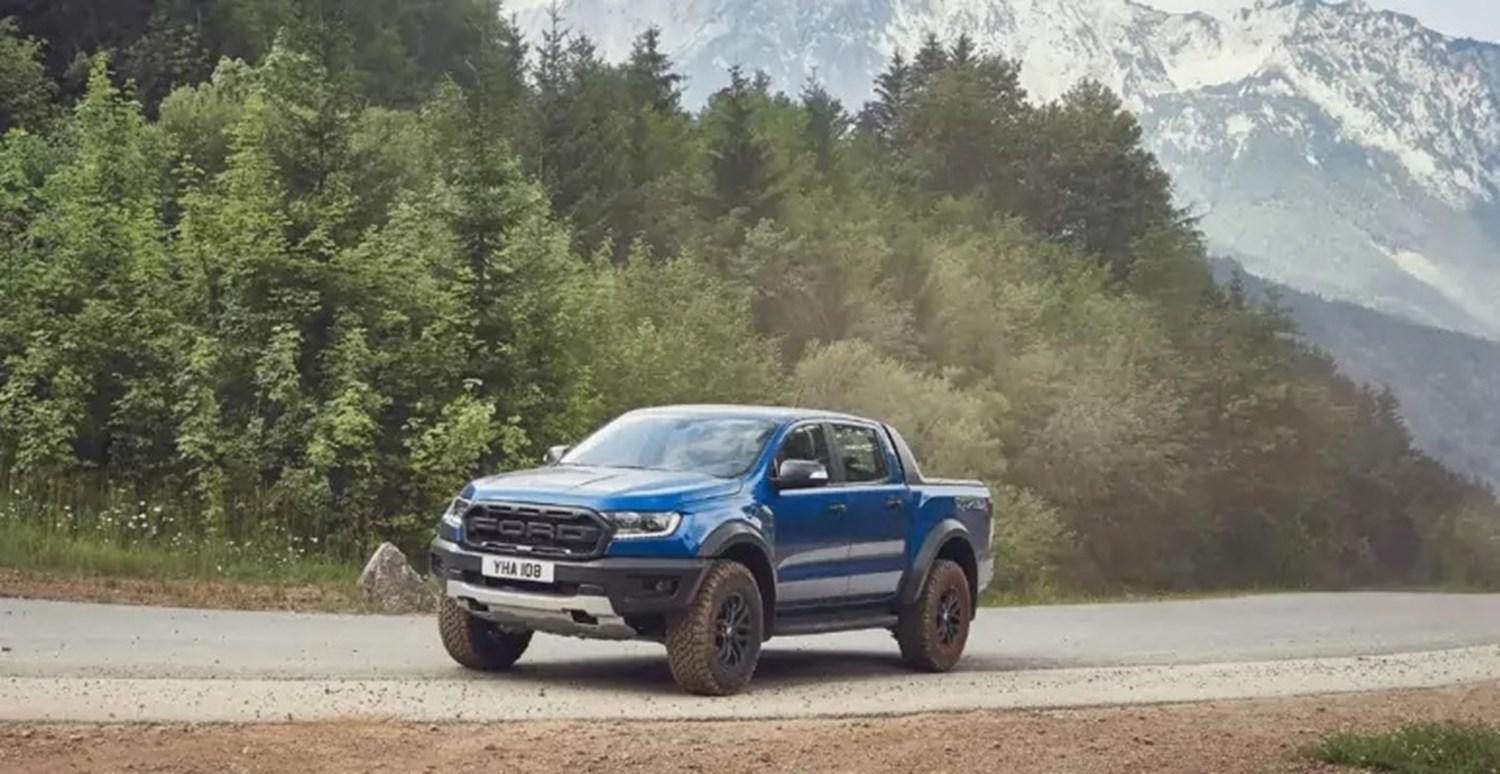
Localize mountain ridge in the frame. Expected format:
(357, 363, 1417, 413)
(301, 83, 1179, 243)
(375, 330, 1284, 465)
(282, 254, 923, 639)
(1217, 259, 1500, 490)
(508, 0, 1500, 342)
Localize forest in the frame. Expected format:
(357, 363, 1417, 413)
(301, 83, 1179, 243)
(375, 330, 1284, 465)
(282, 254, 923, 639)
(1, 0, 1497, 594)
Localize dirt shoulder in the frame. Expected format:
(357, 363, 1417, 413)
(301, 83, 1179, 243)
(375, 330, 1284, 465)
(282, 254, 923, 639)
(3, 682, 1496, 774)
(0, 569, 372, 614)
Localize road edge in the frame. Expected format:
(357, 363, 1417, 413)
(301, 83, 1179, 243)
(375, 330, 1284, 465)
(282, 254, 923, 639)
(4, 645, 1498, 723)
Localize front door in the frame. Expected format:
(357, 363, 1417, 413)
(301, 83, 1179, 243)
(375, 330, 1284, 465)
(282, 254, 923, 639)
(768, 422, 850, 607)
(829, 422, 911, 601)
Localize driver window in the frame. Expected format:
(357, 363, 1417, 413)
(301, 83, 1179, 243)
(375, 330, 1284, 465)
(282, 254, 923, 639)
(776, 424, 832, 477)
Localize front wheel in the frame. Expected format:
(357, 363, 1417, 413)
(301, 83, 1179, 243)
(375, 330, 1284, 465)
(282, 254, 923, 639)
(664, 560, 764, 696)
(895, 559, 972, 672)
(438, 596, 533, 670)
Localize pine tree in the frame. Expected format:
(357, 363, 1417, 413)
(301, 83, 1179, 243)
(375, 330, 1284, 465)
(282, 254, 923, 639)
(260, 14, 361, 250)
(530, 21, 631, 255)
(1024, 80, 1177, 278)
(858, 51, 911, 148)
(533, 5, 572, 186)
(912, 33, 949, 87)
(625, 26, 682, 114)
(448, 0, 530, 145)
(616, 27, 691, 259)
(950, 34, 977, 68)
(706, 66, 781, 226)
(902, 53, 1024, 200)
(800, 79, 848, 177)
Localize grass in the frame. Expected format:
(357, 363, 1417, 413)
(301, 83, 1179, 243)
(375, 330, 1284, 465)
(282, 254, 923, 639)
(0, 518, 374, 612)
(0, 517, 358, 585)
(1312, 722, 1500, 773)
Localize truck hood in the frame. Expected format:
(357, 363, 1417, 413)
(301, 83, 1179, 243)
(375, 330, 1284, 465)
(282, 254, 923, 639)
(464, 466, 742, 511)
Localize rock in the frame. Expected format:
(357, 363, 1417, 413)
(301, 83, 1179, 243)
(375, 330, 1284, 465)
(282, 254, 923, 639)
(357, 543, 433, 614)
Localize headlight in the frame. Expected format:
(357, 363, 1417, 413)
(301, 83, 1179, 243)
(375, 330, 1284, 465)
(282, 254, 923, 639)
(441, 497, 471, 528)
(604, 511, 682, 539)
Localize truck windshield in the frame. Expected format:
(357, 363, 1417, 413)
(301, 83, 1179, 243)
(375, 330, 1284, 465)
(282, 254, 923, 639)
(562, 414, 778, 478)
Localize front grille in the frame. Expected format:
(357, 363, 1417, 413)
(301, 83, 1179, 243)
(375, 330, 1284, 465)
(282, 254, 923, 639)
(462, 502, 611, 559)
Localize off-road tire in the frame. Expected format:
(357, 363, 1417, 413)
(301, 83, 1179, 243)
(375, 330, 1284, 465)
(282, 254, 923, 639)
(896, 559, 971, 672)
(664, 560, 764, 696)
(438, 596, 533, 670)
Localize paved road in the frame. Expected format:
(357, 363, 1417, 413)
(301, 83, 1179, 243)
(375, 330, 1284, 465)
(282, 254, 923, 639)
(3, 593, 1499, 721)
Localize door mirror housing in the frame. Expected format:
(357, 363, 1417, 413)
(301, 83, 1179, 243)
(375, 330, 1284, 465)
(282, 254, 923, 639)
(775, 459, 829, 490)
(543, 445, 570, 465)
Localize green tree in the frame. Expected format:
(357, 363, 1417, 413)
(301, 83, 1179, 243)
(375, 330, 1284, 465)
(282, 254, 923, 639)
(704, 66, 783, 227)
(580, 249, 783, 419)
(857, 50, 911, 148)
(1023, 80, 1178, 278)
(624, 26, 681, 114)
(614, 27, 694, 259)
(800, 79, 847, 178)
(0, 18, 56, 133)
(901, 52, 1027, 203)
(0, 59, 167, 478)
(911, 33, 949, 88)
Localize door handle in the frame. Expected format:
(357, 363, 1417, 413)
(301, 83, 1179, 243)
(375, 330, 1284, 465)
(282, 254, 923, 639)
(885, 497, 905, 510)
(827, 503, 848, 514)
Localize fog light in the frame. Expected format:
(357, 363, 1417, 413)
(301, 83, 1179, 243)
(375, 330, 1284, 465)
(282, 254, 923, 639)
(650, 578, 677, 594)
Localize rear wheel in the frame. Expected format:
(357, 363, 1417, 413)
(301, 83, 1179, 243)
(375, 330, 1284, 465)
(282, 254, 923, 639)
(438, 596, 533, 670)
(665, 560, 764, 696)
(896, 559, 971, 672)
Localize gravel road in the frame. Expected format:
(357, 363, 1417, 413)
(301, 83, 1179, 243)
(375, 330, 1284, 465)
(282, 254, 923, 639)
(3, 593, 1499, 722)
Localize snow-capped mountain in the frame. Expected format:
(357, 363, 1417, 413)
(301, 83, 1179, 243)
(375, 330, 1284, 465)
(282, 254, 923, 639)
(507, 0, 1500, 341)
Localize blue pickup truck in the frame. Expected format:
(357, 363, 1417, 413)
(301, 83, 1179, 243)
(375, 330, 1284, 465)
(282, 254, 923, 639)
(429, 405, 993, 695)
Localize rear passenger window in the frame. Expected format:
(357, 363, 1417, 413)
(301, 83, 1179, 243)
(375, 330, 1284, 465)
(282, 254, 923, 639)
(831, 424, 890, 483)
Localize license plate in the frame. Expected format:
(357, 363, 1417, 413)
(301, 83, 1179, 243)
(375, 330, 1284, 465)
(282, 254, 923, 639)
(481, 556, 555, 584)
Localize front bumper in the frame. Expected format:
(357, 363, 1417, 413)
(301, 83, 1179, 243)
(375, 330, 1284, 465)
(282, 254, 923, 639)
(429, 538, 707, 640)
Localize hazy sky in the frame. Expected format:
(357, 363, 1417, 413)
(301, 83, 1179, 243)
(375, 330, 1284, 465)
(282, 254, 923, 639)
(1141, 0, 1500, 42)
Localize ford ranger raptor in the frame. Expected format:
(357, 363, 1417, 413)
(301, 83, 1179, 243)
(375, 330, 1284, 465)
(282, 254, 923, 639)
(430, 405, 993, 695)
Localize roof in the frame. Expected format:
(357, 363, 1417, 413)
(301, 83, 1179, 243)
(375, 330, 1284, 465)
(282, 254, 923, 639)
(626, 404, 868, 424)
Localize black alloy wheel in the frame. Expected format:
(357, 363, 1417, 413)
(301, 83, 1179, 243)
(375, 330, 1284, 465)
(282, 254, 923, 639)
(665, 560, 764, 695)
(715, 591, 754, 668)
(895, 558, 972, 672)
(935, 588, 963, 646)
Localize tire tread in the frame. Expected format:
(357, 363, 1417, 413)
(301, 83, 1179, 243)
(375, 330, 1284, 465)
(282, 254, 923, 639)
(665, 560, 762, 696)
(438, 596, 532, 671)
(896, 559, 971, 672)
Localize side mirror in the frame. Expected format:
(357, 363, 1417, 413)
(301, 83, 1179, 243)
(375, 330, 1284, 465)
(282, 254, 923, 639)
(543, 445, 570, 465)
(775, 459, 829, 490)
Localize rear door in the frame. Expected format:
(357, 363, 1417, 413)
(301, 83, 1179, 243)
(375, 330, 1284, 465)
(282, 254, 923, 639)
(768, 422, 851, 607)
(829, 421, 911, 600)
